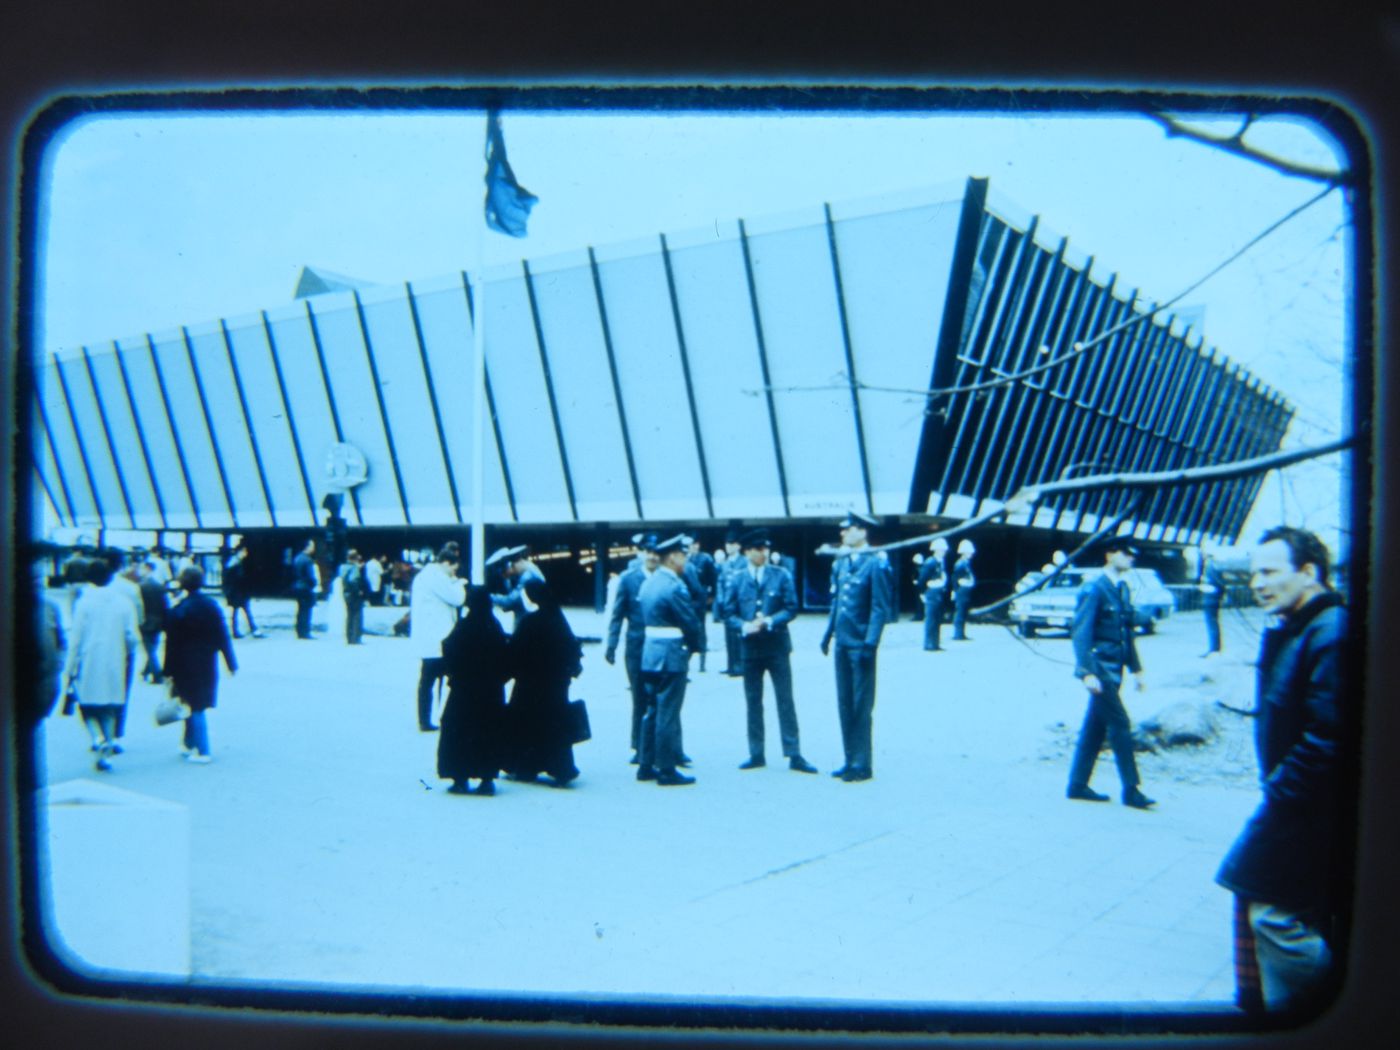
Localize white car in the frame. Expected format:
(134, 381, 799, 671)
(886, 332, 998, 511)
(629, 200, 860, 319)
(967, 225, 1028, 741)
(1008, 567, 1175, 637)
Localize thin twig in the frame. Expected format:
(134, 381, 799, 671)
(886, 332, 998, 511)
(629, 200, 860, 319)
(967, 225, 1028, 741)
(1145, 112, 1351, 186)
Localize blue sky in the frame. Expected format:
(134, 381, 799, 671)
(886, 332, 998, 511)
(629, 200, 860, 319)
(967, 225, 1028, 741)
(34, 106, 1353, 547)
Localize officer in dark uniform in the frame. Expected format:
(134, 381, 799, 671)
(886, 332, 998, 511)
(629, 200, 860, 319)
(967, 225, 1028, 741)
(916, 536, 949, 651)
(605, 533, 659, 764)
(637, 534, 705, 786)
(682, 535, 713, 672)
(820, 511, 893, 782)
(718, 530, 745, 676)
(1067, 535, 1156, 809)
(720, 529, 818, 773)
(950, 539, 976, 640)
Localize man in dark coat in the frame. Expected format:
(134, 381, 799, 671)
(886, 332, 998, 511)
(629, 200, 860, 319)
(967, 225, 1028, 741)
(291, 539, 318, 640)
(163, 566, 237, 762)
(606, 533, 659, 764)
(820, 511, 893, 782)
(950, 539, 976, 641)
(721, 529, 817, 773)
(137, 558, 169, 683)
(636, 534, 705, 786)
(684, 536, 715, 672)
(1216, 527, 1346, 1012)
(1067, 536, 1155, 809)
(223, 543, 261, 639)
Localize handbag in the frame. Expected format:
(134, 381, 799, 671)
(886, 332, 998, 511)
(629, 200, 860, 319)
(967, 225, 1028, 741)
(566, 698, 591, 745)
(154, 694, 191, 727)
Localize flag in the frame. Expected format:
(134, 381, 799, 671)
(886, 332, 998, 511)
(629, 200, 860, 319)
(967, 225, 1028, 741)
(484, 111, 538, 238)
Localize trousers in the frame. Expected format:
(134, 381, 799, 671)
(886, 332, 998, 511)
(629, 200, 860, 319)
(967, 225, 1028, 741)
(834, 644, 877, 774)
(417, 657, 445, 729)
(623, 638, 643, 750)
(1068, 675, 1140, 791)
(1203, 601, 1222, 653)
(741, 641, 799, 759)
(638, 669, 687, 772)
(1249, 901, 1332, 1010)
(922, 591, 945, 650)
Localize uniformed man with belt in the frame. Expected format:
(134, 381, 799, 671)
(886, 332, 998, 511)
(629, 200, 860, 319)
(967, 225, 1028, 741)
(605, 533, 659, 764)
(721, 528, 818, 773)
(1067, 535, 1155, 809)
(916, 536, 949, 652)
(718, 530, 746, 676)
(820, 511, 893, 782)
(637, 534, 705, 786)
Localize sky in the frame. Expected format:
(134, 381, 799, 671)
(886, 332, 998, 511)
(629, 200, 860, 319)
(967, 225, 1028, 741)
(33, 105, 1354, 550)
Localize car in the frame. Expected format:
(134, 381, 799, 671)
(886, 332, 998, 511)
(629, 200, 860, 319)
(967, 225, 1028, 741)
(1007, 567, 1175, 637)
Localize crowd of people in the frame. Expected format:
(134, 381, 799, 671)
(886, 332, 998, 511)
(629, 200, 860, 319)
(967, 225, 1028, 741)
(27, 517, 1348, 1014)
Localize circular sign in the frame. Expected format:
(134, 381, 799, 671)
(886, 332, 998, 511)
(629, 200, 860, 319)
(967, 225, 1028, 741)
(324, 443, 369, 490)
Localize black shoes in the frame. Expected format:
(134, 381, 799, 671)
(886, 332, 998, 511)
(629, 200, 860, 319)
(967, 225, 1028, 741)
(419, 724, 438, 732)
(628, 751, 640, 765)
(656, 769, 695, 787)
(789, 756, 818, 774)
(830, 766, 849, 779)
(636, 766, 657, 782)
(739, 756, 766, 770)
(1123, 789, 1157, 810)
(446, 781, 471, 795)
(475, 780, 497, 796)
(842, 768, 872, 782)
(678, 755, 694, 768)
(1067, 785, 1110, 802)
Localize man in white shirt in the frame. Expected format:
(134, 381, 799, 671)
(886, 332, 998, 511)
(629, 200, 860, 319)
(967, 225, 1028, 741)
(364, 554, 384, 606)
(409, 543, 466, 731)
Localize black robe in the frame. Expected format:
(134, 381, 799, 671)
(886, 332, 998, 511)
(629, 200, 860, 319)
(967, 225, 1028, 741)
(437, 603, 512, 781)
(505, 599, 583, 782)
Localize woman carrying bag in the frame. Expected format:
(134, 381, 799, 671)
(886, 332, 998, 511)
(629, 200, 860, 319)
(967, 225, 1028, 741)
(162, 566, 237, 763)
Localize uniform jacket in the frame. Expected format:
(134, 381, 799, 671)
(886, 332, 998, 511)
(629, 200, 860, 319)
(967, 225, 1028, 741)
(63, 583, 140, 707)
(822, 548, 894, 650)
(917, 556, 947, 601)
(492, 562, 545, 624)
(1071, 571, 1142, 680)
(721, 562, 798, 653)
(1216, 592, 1346, 911)
(163, 591, 237, 711)
(639, 567, 704, 673)
(952, 555, 975, 592)
(410, 561, 467, 659)
(291, 551, 318, 594)
(606, 565, 653, 656)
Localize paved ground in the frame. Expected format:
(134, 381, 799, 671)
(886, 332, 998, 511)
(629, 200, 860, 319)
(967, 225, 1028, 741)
(35, 595, 1268, 1010)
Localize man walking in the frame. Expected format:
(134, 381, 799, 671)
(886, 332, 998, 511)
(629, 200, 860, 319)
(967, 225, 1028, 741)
(606, 533, 659, 764)
(1199, 547, 1225, 657)
(291, 539, 319, 640)
(820, 511, 893, 782)
(410, 543, 466, 731)
(137, 558, 169, 683)
(1066, 536, 1155, 809)
(636, 535, 705, 787)
(1216, 527, 1346, 1012)
(721, 529, 817, 774)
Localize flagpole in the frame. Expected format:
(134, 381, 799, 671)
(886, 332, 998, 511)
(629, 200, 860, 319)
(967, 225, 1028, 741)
(469, 114, 488, 586)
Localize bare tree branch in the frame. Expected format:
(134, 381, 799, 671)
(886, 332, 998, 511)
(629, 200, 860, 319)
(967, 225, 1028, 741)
(1145, 112, 1351, 186)
(751, 185, 1338, 405)
(969, 495, 1144, 618)
(814, 434, 1354, 559)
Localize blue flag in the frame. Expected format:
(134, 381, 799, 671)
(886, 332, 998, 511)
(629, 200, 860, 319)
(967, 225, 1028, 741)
(484, 111, 538, 238)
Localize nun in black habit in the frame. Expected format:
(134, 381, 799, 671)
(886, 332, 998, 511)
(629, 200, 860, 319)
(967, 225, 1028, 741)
(437, 585, 512, 796)
(505, 579, 583, 786)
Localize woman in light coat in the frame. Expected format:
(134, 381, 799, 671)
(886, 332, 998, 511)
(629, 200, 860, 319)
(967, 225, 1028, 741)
(62, 558, 140, 771)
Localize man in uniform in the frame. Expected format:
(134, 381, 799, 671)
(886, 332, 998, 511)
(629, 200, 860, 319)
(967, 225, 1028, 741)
(606, 533, 659, 764)
(488, 546, 545, 630)
(917, 536, 949, 652)
(718, 530, 745, 676)
(1199, 547, 1226, 657)
(291, 538, 319, 640)
(820, 511, 893, 782)
(1216, 527, 1346, 1011)
(636, 534, 705, 786)
(1067, 535, 1155, 809)
(951, 538, 976, 641)
(684, 536, 717, 672)
(721, 529, 818, 773)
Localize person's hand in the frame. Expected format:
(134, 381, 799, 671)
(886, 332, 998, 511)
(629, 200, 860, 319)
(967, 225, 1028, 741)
(1082, 673, 1102, 694)
(604, 649, 616, 666)
(820, 636, 831, 657)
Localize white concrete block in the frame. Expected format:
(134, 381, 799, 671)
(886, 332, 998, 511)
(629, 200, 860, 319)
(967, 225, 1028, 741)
(38, 778, 191, 979)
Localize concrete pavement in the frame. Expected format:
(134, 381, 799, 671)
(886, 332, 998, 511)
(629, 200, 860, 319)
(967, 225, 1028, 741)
(34, 596, 1267, 1009)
